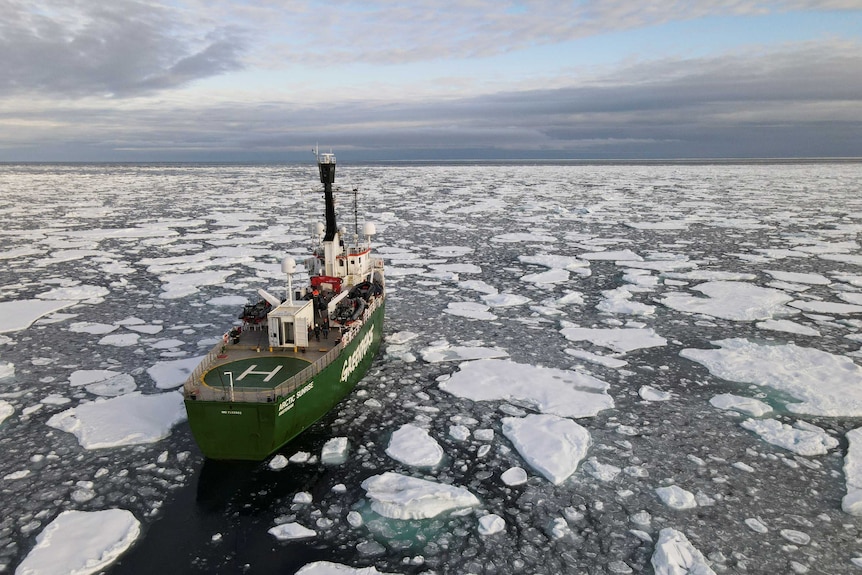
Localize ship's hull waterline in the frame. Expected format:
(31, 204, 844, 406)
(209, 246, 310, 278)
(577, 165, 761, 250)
(185, 302, 384, 460)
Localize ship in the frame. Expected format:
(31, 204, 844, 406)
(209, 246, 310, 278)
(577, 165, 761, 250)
(182, 151, 385, 460)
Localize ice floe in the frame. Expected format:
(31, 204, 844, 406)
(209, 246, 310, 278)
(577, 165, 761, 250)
(501, 414, 591, 485)
(655, 485, 697, 510)
(681, 338, 862, 416)
(740, 418, 838, 456)
(597, 287, 655, 316)
(788, 299, 862, 315)
(842, 427, 862, 516)
(360, 472, 479, 520)
(659, 281, 794, 320)
(385, 424, 444, 468)
(754, 319, 820, 336)
(443, 302, 497, 320)
(47, 391, 186, 449)
(296, 562, 394, 575)
(709, 394, 772, 417)
(439, 359, 613, 418)
(268, 522, 315, 541)
(477, 514, 506, 535)
(0, 400, 13, 425)
(420, 341, 508, 363)
(147, 355, 205, 389)
(560, 326, 667, 354)
(0, 299, 78, 333)
(651, 528, 715, 575)
(15, 509, 140, 575)
(765, 270, 831, 285)
(321, 437, 349, 465)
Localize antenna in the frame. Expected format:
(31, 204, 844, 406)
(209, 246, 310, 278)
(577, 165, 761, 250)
(353, 187, 359, 242)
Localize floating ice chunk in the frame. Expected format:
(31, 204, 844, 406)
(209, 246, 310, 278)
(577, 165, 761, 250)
(86, 374, 136, 397)
(296, 562, 395, 575)
(639, 386, 672, 402)
(556, 291, 585, 306)
(682, 338, 862, 416)
(481, 293, 530, 307)
(473, 428, 494, 441)
(420, 341, 508, 363)
(5, 469, 30, 480)
(519, 254, 590, 272)
(655, 485, 697, 510)
(709, 394, 772, 417)
(322, 437, 349, 465)
(492, 232, 556, 243)
(659, 281, 794, 320)
(360, 472, 479, 520)
(580, 250, 643, 261)
(788, 300, 862, 315)
(448, 425, 471, 441)
(755, 319, 820, 336)
(70, 370, 121, 387)
(147, 355, 205, 389)
(651, 528, 716, 575)
(0, 361, 14, 380)
(842, 428, 862, 516)
(663, 270, 756, 282)
(207, 295, 249, 307)
(97, 333, 140, 347)
(501, 467, 528, 486)
(560, 326, 667, 354)
(16, 509, 140, 575)
(745, 518, 769, 533)
(126, 323, 164, 335)
(268, 455, 289, 470)
(478, 514, 506, 535)
(780, 529, 810, 545)
(583, 457, 621, 482)
(444, 302, 497, 320)
(841, 292, 862, 305)
(67, 321, 118, 335)
(440, 359, 613, 418)
(431, 245, 473, 257)
(457, 280, 498, 295)
(597, 287, 655, 316)
(765, 270, 830, 285)
(431, 263, 481, 274)
(37, 284, 109, 302)
(386, 424, 444, 467)
(47, 391, 186, 449)
(502, 414, 590, 485)
(740, 418, 838, 456)
(0, 400, 13, 424)
(268, 522, 315, 541)
(564, 348, 628, 368)
(0, 299, 78, 333)
(387, 331, 418, 345)
(521, 269, 570, 285)
(627, 220, 689, 230)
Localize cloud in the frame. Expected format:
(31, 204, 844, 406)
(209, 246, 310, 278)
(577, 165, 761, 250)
(0, 0, 247, 98)
(1, 40, 860, 160)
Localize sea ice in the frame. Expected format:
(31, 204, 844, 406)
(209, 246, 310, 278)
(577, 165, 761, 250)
(477, 514, 506, 535)
(268, 522, 315, 541)
(755, 319, 820, 337)
(564, 348, 628, 368)
(321, 437, 349, 465)
(420, 341, 508, 363)
(147, 355, 205, 389)
(268, 455, 288, 470)
(842, 427, 862, 516)
(47, 391, 186, 449)
(385, 424, 444, 467)
(15, 509, 140, 575)
(788, 299, 862, 315)
(0, 361, 14, 380)
(0, 299, 79, 333)
(639, 386, 673, 402)
(443, 302, 497, 320)
(681, 338, 862, 416)
(651, 528, 716, 575)
(740, 418, 839, 456)
(500, 466, 528, 486)
(597, 287, 656, 316)
(765, 270, 831, 285)
(520, 268, 570, 285)
(36, 284, 109, 302)
(709, 394, 772, 417)
(67, 322, 118, 335)
(0, 400, 13, 425)
(502, 414, 591, 485)
(655, 485, 697, 510)
(360, 472, 480, 520)
(481, 293, 530, 307)
(97, 333, 140, 347)
(439, 359, 613, 418)
(207, 295, 249, 306)
(559, 326, 667, 354)
(659, 281, 794, 320)
(296, 562, 394, 575)
(580, 250, 643, 261)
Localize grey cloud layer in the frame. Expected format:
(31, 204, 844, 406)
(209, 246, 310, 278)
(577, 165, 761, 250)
(0, 0, 246, 97)
(3, 41, 859, 160)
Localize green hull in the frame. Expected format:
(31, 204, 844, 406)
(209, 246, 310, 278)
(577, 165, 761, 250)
(184, 302, 384, 460)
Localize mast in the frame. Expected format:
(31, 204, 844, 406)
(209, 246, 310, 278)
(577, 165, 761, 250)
(317, 150, 338, 242)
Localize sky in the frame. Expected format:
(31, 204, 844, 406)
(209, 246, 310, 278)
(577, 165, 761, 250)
(1, 0, 861, 162)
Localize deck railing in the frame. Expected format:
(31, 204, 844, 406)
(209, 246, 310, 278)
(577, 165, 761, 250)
(182, 295, 383, 404)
